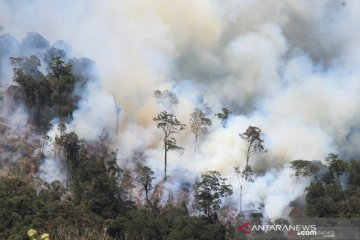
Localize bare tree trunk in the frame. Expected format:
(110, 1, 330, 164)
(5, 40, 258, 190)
(145, 185, 149, 200)
(240, 184, 242, 214)
(116, 114, 119, 134)
(36, 96, 40, 127)
(246, 145, 251, 166)
(195, 131, 202, 173)
(164, 140, 167, 181)
(195, 134, 198, 154)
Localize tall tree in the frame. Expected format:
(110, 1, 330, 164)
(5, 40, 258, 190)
(194, 171, 233, 219)
(153, 111, 185, 181)
(55, 131, 80, 188)
(10, 56, 45, 127)
(10, 55, 81, 131)
(113, 96, 121, 134)
(47, 56, 78, 123)
(190, 108, 212, 153)
(239, 126, 266, 168)
(236, 125, 267, 213)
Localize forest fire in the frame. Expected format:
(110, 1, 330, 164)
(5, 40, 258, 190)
(0, 0, 359, 239)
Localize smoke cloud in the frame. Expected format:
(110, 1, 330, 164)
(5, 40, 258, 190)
(1, 0, 359, 219)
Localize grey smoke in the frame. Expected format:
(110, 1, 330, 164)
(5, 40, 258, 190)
(1, 0, 360, 219)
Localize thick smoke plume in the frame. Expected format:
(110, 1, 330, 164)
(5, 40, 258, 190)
(1, 0, 360, 219)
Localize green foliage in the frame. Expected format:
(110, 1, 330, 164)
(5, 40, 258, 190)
(10, 56, 48, 129)
(235, 125, 267, 189)
(136, 164, 155, 200)
(47, 56, 78, 122)
(125, 209, 168, 239)
(0, 177, 100, 239)
(349, 159, 360, 185)
(153, 111, 186, 181)
(304, 156, 360, 218)
(8, 52, 360, 239)
(10, 54, 83, 131)
(194, 171, 233, 219)
(0, 178, 37, 239)
(2, 58, 236, 240)
(107, 205, 226, 240)
(235, 126, 266, 214)
(56, 132, 123, 218)
(153, 111, 186, 140)
(234, 164, 254, 183)
(154, 90, 179, 105)
(55, 131, 80, 188)
(190, 108, 212, 153)
(290, 160, 321, 177)
(166, 216, 226, 240)
(239, 125, 267, 167)
(4, 131, 358, 240)
(215, 108, 231, 127)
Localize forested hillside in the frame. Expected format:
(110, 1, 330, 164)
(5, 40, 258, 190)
(1, 1, 360, 240)
(0, 53, 359, 239)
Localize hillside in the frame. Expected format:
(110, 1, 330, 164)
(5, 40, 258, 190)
(1, 1, 360, 240)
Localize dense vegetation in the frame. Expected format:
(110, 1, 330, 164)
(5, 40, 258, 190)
(0, 53, 359, 240)
(0, 136, 229, 239)
(9, 55, 81, 131)
(291, 154, 360, 218)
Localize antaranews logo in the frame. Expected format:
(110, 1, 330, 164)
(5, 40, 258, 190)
(237, 222, 251, 234)
(236, 222, 317, 236)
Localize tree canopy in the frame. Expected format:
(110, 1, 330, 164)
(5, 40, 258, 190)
(194, 171, 233, 219)
(10, 54, 83, 131)
(153, 111, 186, 181)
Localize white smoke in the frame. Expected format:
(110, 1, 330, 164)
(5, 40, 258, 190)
(1, 0, 360, 219)
(38, 124, 66, 184)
